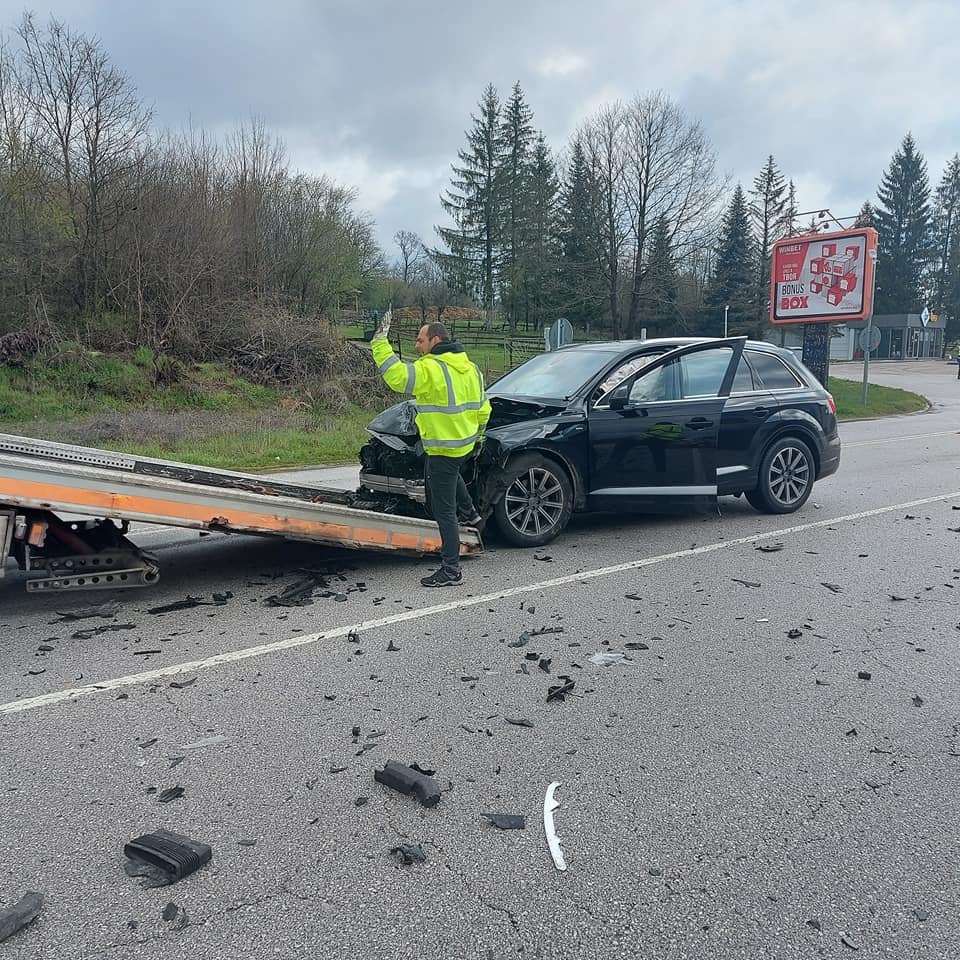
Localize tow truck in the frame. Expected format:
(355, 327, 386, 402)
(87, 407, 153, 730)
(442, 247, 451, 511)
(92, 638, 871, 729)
(0, 433, 481, 593)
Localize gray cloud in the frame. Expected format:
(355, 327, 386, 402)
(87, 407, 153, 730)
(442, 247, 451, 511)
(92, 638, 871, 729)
(3, 0, 956, 259)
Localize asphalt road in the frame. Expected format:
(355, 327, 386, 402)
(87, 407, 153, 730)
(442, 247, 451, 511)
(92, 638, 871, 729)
(1, 361, 958, 960)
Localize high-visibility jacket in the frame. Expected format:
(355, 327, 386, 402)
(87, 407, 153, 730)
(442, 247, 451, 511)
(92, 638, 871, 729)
(372, 337, 491, 458)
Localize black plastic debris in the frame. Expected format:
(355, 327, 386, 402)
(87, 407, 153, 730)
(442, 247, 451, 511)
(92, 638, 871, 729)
(546, 676, 575, 702)
(55, 602, 120, 621)
(386, 640, 399, 652)
(354, 797, 369, 807)
(409, 762, 436, 776)
(806, 919, 822, 931)
(264, 575, 327, 607)
(505, 717, 534, 727)
(0, 891, 43, 943)
(237, 839, 257, 847)
(912, 695, 924, 707)
(374, 761, 441, 807)
(124, 830, 212, 887)
(71, 623, 137, 640)
(158, 786, 185, 803)
(786, 629, 803, 639)
(624, 593, 642, 601)
(148, 595, 229, 615)
(913, 909, 929, 922)
(169, 677, 197, 690)
(533, 554, 553, 562)
(524, 652, 539, 661)
(132, 649, 162, 656)
(731, 578, 761, 588)
(481, 813, 525, 830)
(756, 543, 784, 553)
(857, 671, 872, 681)
(509, 633, 530, 648)
(840, 932, 861, 950)
(390, 843, 426, 865)
(624, 641, 649, 650)
(161, 902, 178, 922)
(530, 626, 564, 637)
(820, 582, 843, 594)
(538, 657, 552, 673)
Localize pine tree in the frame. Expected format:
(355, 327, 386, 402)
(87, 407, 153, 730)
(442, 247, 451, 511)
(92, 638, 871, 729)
(436, 84, 503, 329)
(707, 184, 756, 336)
(874, 133, 932, 313)
(521, 132, 559, 332)
(855, 201, 877, 227)
(497, 82, 535, 330)
(779, 179, 799, 237)
(556, 137, 606, 330)
(749, 156, 787, 330)
(933, 154, 960, 338)
(636, 213, 679, 336)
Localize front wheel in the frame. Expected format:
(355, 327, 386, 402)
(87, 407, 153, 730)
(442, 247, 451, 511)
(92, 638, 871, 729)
(492, 454, 573, 547)
(746, 436, 815, 514)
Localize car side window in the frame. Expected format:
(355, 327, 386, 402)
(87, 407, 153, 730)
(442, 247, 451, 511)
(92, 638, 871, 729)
(679, 348, 734, 398)
(732, 355, 755, 392)
(747, 350, 801, 389)
(594, 352, 665, 404)
(628, 359, 678, 403)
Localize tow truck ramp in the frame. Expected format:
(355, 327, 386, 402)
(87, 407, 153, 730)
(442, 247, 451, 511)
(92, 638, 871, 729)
(0, 434, 481, 593)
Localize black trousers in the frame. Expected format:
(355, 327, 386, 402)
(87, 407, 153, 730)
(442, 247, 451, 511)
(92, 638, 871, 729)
(424, 454, 476, 571)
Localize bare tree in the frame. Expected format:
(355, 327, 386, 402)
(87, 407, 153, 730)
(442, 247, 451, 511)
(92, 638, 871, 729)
(621, 91, 724, 338)
(393, 229, 424, 284)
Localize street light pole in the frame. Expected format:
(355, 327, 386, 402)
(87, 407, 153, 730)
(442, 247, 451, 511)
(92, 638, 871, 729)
(724, 305, 729, 338)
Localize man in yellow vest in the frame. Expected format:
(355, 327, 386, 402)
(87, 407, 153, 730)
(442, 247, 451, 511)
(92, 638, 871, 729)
(371, 309, 491, 586)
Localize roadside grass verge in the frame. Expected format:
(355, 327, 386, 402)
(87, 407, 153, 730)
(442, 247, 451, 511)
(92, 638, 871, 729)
(828, 377, 927, 420)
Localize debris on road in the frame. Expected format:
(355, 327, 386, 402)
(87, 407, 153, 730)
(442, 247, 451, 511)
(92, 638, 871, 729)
(543, 781, 567, 872)
(148, 594, 231, 615)
(374, 761, 441, 807)
(386, 640, 400, 652)
(786, 629, 803, 639)
(755, 543, 784, 553)
(538, 657, 552, 673)
(840, 931, 861, 950)
(124, 830, 213, 887)
(389, 843, 426, 865)
(588, 651, 628, 666)
(912, 695, 924, 707)
(820, 582, 843, 594)
(482, 813, 525, 830)
(55, 602, 121, 621)
(158, 786, 185, 803)
(546, 677, 576, 702)
(0, 891, 44, 944)
(731, 578, 761, 588)
(264, 575, 328, 607)
(505, 717, 534, 727)
(857, 671, 872, 681)
(71, 623, 137, 640)
(169, 677, 197, 690)
(176, 735, 227, 752)
(508, 633, 530, 648)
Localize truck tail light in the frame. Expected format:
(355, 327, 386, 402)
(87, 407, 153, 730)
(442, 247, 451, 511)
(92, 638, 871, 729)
(827, 394, 837, 415)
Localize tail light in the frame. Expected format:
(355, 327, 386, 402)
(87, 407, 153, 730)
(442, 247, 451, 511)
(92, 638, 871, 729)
(826, 394, 837, 415)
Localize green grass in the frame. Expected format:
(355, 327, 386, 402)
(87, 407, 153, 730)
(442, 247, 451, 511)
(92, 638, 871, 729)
(828, 376, 927, 419)
(109, 408, 373, 470)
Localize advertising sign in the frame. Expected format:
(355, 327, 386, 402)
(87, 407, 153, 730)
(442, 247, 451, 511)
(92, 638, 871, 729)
(769, 227, 878, 325)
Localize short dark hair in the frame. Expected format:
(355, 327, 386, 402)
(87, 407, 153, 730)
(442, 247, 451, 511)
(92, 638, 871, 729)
(425, 322, 450, 342)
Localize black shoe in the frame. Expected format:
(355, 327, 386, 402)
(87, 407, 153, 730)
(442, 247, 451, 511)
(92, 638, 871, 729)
(420, 567, 463, 587)
(460, 512, 482, 527)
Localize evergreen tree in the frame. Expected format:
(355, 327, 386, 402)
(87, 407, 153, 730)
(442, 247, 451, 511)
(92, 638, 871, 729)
(497, 82, 535, 330)
(779, 179, 799, 237)
(855, 201, 877, 227)
(933, 154, 960, 339)
(636, 213, 679, 336)
(436, 84, 503, 329)
(749, 156, 787, 330)
(707, 184, 756, 336)
(874, 133, 932, 313)
(522, 133, 560, 332)
(556, 137, 606, 330)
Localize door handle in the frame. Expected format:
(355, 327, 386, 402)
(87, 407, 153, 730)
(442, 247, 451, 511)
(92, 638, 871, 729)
(752, 406, 770, 418)
(686, 417, 714, 430)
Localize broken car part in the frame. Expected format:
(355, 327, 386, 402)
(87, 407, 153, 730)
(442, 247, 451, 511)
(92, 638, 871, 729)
(543, 782, 567, 871)
(0, 891, 44, 943)
(124, 831, 213, 887)
(481, 813, 526, 830)
(389, 843, 427, 865)
(374, 761, 441, 808)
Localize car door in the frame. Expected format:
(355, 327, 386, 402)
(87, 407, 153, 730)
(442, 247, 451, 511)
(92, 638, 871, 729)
(587, 340, 745, 512)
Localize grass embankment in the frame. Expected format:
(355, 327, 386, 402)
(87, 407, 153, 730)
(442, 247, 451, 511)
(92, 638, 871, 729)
(0, 347, 374, 470)
(827, 377, 927, 420)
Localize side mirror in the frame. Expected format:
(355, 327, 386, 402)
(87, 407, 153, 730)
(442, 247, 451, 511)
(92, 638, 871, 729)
(609, 385, 630, 411)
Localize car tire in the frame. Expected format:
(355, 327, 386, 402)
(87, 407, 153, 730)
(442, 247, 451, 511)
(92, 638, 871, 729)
(746, 436, 815, 514)
(493, 453, 573, 547)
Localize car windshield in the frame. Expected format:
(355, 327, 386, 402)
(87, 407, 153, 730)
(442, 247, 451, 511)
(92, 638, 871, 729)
(490, 349, 619, 399)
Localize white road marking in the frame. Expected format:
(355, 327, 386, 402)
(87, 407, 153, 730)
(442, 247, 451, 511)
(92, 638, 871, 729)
(3, 489, 959, 717)
(845, 430, 958, 448)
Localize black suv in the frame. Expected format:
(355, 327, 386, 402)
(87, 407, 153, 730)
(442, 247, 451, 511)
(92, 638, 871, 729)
(357, 337, 841, 547)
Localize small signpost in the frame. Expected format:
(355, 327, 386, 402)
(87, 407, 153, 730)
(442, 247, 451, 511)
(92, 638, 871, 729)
(545, 317, 574, 352)
(770, 227, 879, 392)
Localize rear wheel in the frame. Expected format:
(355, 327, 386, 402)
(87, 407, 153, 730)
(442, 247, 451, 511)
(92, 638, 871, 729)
(493, 454, 573, 547)
(747, 436, 814, 514)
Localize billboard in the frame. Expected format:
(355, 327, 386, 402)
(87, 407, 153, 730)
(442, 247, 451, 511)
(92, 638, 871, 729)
(769, 227, 878, 325)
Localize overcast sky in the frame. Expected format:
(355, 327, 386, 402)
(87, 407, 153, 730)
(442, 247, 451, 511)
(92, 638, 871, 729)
(2, 1, 957, 261)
